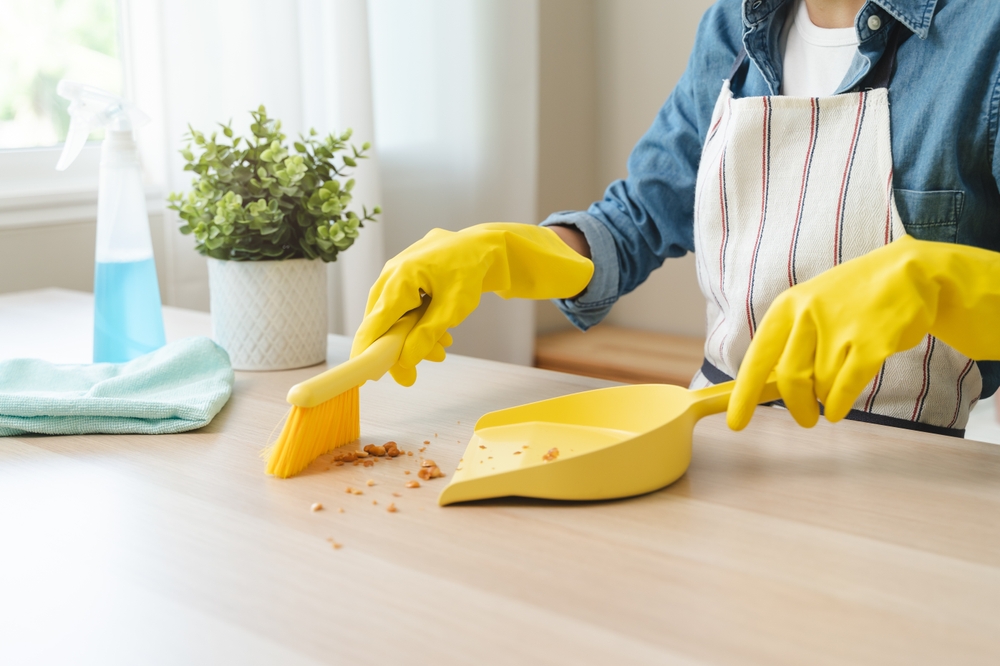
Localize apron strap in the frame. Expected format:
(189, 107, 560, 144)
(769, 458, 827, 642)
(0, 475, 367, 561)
(861, 21, 913, 90)
(728, 46, 748, 83)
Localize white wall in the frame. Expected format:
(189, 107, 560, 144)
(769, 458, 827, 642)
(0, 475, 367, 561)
(536, 0, 716, 339)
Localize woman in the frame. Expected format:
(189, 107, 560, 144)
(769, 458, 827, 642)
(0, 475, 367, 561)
(353, 0, 1000, 436)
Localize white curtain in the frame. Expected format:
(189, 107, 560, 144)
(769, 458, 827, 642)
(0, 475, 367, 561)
(128, 0, 539, 364)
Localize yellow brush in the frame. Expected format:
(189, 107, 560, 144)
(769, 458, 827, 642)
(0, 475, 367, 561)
(265, 308, 423, 478)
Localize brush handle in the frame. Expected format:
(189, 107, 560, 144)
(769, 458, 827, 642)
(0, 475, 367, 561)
(285, 308, 423, 408)
(688, 378, 781, 420)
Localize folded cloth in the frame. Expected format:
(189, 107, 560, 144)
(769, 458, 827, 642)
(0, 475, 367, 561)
(0, 337, 234, 436)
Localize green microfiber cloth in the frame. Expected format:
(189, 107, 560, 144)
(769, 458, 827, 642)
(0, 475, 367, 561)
(0, 337, 234, 436)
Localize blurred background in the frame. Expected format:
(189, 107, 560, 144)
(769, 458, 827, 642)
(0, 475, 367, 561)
(0, 0, 714, 365)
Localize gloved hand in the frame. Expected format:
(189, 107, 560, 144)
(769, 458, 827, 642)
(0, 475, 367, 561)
(728, 235, 1000, 430)
(352, 223, 594, 386)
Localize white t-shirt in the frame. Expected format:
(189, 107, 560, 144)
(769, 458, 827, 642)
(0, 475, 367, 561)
(781, 0, 859, 96)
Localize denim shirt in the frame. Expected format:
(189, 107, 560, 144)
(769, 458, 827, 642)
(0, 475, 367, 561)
(542, 0, 1000, 398)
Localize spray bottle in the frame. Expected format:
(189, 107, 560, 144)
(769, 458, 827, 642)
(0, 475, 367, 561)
(56, 80, 166, 363)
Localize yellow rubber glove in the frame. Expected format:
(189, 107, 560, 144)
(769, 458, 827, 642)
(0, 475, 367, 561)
(728, 235, 1000, 430)
(352, 223, 594, 386)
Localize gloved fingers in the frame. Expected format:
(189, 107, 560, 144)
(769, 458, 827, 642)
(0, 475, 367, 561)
(824, 351, 882, 422)
(425, 342, 448, 363)
(728, 302, 795, 431)
(398, 291, 480, 369)
(440, 331, 454, 348)
(773, 316, 820, 428)
(351, 279, 426, 358)
(388, 362, 418, 387)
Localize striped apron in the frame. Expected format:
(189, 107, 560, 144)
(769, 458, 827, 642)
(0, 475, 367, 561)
(691, 35, 981, 436)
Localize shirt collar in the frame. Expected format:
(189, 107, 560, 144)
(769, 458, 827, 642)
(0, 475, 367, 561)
(743, 0, 938, 39)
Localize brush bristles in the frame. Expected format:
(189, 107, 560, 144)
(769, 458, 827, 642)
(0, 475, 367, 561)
(265, 386, 360, 478)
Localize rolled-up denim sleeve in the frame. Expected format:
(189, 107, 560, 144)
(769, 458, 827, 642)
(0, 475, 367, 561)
(537, 1, 740, 331)
(540, 211, 620, 329)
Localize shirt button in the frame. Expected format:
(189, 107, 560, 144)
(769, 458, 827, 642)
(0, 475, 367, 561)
(867, 15, 882, 31)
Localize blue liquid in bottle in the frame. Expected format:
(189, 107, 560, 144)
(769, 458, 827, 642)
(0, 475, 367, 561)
(93, 257, 167, 363)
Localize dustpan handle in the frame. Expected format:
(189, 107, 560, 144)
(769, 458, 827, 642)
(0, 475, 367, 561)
(688, 378, 781, 420)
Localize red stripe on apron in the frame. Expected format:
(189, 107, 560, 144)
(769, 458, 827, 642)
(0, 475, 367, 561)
(788, 98, 819, 287)
(834, 92, 868, 266)
(745, 97, 772, 338)
(946, 359, 976, 428)
(911, 335, 936, 422)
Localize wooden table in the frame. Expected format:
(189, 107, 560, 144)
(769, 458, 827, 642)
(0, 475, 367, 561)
(2, 289, 1000, 665)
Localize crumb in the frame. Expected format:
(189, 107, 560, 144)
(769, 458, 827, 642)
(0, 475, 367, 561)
(404, 470, 411, 475)
(364, 460, 375, 467)
(338, 507, 344, 513)
(419, 447, 426, 453)
(418, 464, 445, 480)
(406, 480, 421, 488)
(421, 459, 436, 467)
(434, 433, 438, 437)
(522, 445, 529, 449)
(324, 467, 330, 471)
(334, 461, 344, 467)
(513, 451, 522, 455)
(372, 500, 378, 505)
(423, 440, 430, 445)
(542, 447, 559, 462)
(366, 479, 375, 486)
(488, 456, 493, 459)
(352, 488, 363, 495)
(311, 503, 323, 512)
(407, 451, 413, 456)
(326, 537, 342, 550)
(478, 445, 486, 449)
(387, 503, 397, 513)
(356, 449, 369, 458)
(392, 492, 401, 497)
(345, 487, 354, 494)
(457, 421, 461, 424)
(364, 444, 386, 457)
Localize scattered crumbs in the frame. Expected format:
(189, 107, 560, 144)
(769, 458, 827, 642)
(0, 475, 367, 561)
(387, 503, 397, 513)
(392, 492, 401, 497)
(513, 451, 522, 455)
(311, 502, 323, 512)
(366, 479, 375, 487)
(419, 447, 426, 453)
(406, 480, 421, 488)
(542, 447, 560, 462)
(326, 537, 342, 550)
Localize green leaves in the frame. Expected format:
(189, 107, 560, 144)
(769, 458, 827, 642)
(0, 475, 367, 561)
(168, 104, 379, 262)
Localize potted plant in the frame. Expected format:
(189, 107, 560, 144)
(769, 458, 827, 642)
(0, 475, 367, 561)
(168, 106, 380, 371)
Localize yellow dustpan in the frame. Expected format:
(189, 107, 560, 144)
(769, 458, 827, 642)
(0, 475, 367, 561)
(438, 379, 780, 505)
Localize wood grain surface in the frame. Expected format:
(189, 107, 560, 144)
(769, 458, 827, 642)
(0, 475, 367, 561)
(535, 324, 705, 386)
(2, 290, 1000, 665)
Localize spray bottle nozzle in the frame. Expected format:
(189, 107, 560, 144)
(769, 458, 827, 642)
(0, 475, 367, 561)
(55, 80, 151, 172)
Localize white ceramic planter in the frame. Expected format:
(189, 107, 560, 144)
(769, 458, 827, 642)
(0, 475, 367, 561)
(207, 258, 327, 371)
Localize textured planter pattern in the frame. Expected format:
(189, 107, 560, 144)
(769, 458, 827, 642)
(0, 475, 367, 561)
(208, 258, 327, 371)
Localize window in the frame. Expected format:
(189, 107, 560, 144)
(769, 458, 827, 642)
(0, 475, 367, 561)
(0, 0, 122, 150)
